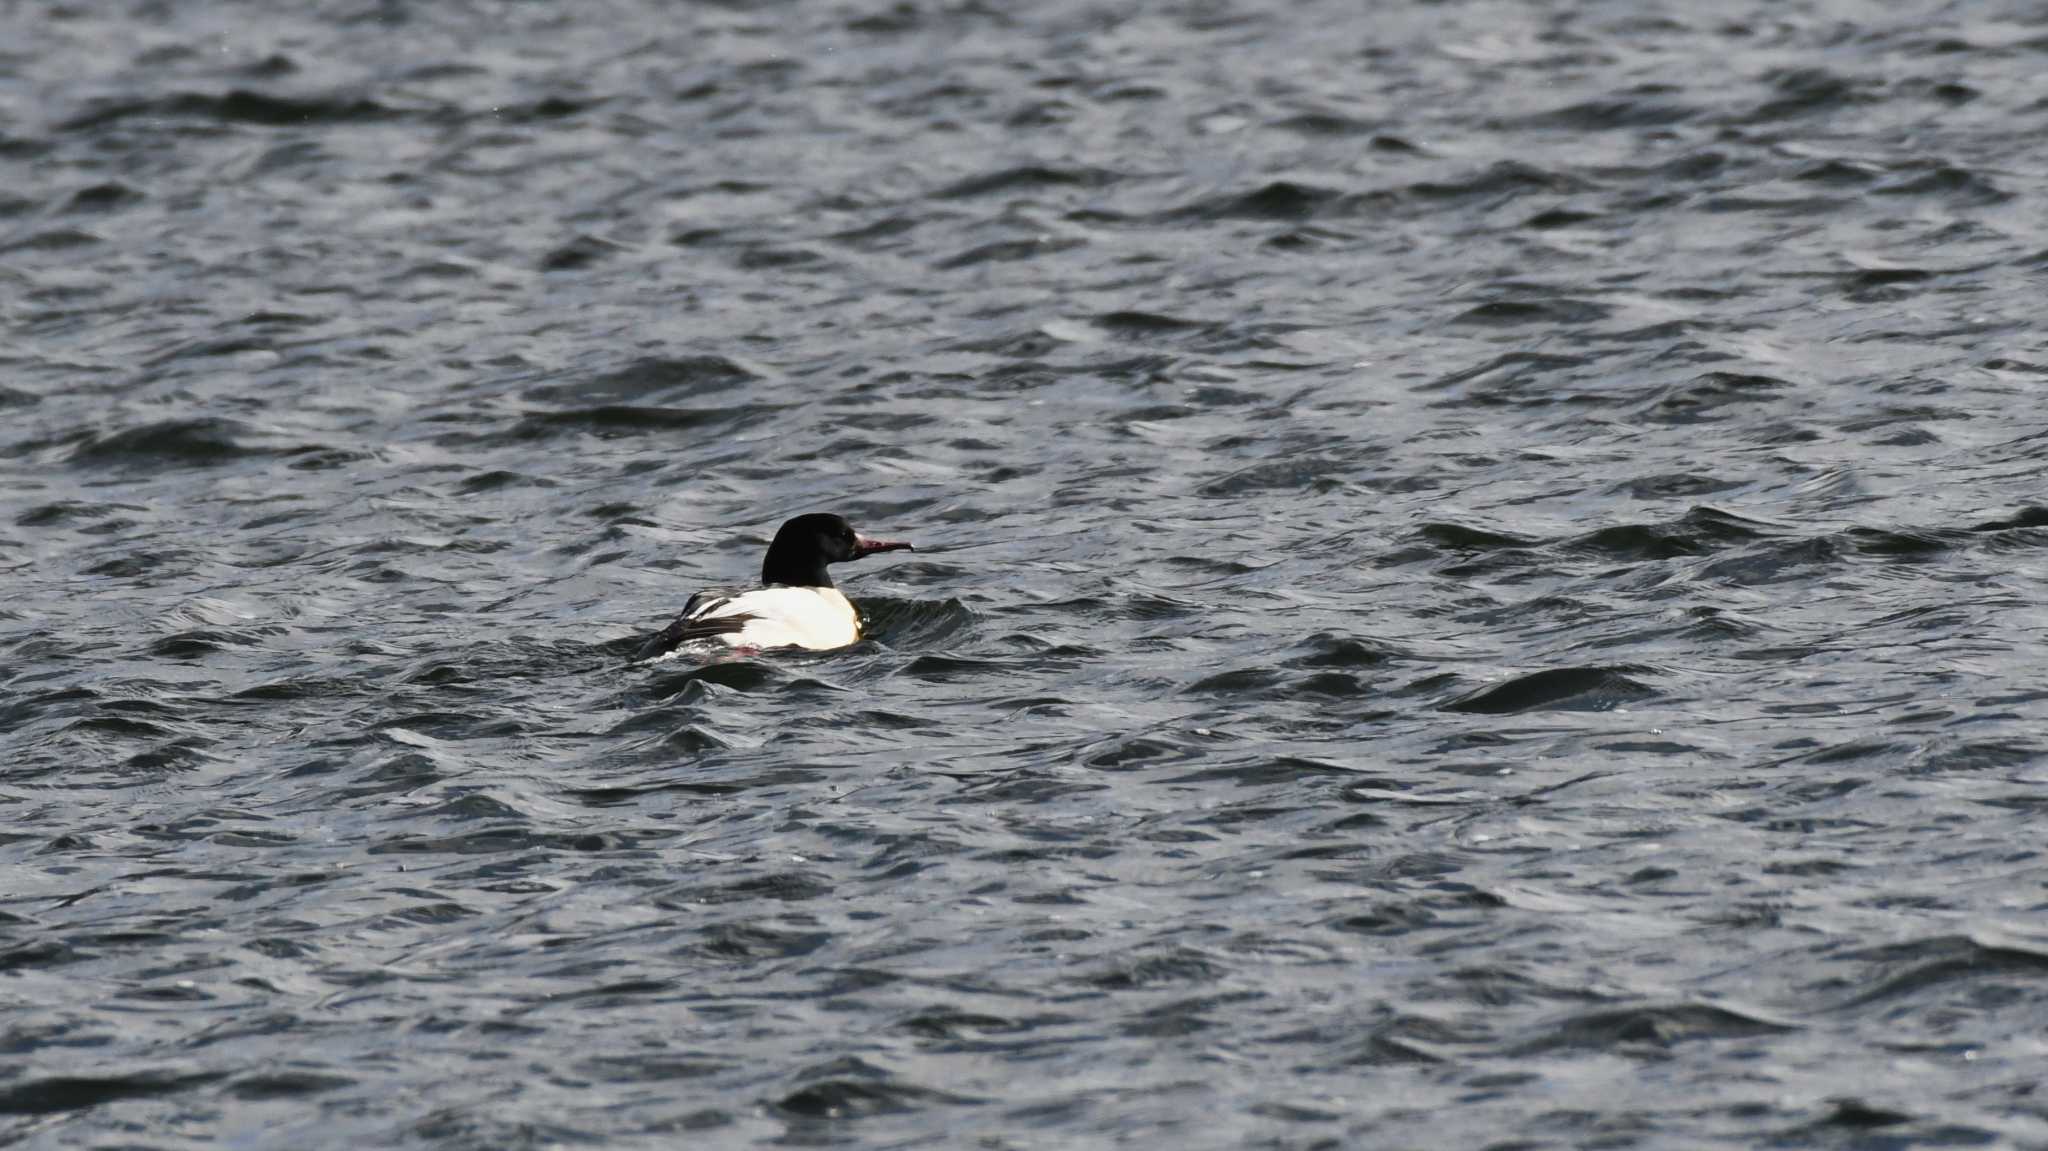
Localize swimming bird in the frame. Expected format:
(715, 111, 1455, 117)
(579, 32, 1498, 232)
(634, 513, 914, 660)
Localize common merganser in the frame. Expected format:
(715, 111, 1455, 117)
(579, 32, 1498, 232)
(634, 513, 914, 660)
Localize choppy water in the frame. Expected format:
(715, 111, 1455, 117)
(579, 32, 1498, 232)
(6, 1, 2048, 1146)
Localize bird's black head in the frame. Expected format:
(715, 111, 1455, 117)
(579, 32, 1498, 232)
(760, 513, 914, 588)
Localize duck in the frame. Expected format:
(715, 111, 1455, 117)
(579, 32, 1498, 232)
(634, 513, 914, 660)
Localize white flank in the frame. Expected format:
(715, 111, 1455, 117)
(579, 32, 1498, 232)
(687, 586, 861, 650)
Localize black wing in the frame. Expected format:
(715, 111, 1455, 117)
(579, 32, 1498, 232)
(631, 593, 753, 662)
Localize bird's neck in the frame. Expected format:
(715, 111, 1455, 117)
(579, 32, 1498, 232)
(761, 546, 832, 588)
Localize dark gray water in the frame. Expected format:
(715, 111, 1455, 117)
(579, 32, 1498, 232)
(7, 1, 2048, 1146)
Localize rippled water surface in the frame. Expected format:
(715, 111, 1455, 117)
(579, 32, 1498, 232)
(8, 1, 2048, 1146)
